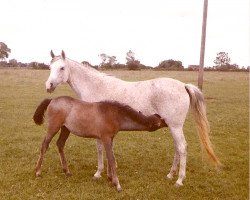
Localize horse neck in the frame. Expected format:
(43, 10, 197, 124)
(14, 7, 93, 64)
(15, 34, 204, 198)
(66, 59, 122, 101)
(115, 106, 152, 131)
(119, 115, 153, 131)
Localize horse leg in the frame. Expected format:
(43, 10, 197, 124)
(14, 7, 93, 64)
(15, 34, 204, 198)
(166, 151, 180, 179)
(56, 126, 71, 176)
(102, 137, 122, 192)
(106, 140, 114, 181)
(93, 139, 104, 179)
(107, 159, 112, 181)
(35, 130, 58, 177)
(168, 126, 187, 187)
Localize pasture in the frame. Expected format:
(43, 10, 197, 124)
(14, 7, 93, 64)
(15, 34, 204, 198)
(0, 68, 248, 199)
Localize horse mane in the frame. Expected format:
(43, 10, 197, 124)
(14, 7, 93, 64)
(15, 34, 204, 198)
(50, 56, 116, 79)
(99, 101, 151, 126)
(51, 56, 62, 63)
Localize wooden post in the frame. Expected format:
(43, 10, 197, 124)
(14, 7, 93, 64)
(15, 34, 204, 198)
(198, 0, 208, 90)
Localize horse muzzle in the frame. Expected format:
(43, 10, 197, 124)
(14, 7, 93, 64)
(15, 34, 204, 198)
(45, 82, 55, 93)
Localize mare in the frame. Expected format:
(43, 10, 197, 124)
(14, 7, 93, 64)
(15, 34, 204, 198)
(33, 96, 167, 192)
(45, 50, 221, 186)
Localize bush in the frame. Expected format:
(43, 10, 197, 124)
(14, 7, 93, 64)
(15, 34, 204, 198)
(127, 60, 140, 70)
(155, 59, 184, 70)
(28, 62, 49, 70)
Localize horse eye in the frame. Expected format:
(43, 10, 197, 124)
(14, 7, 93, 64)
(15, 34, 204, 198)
(60, 67, 65, 71)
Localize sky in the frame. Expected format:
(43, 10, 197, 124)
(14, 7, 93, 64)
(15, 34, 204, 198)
(0, 0, 249, 67)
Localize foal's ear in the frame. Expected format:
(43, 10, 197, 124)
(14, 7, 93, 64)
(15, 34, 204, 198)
(61, 50, 66, 60)
(50, 50, 55, 58)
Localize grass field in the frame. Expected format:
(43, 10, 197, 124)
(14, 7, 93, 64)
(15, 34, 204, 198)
(0, 68, 248, 199)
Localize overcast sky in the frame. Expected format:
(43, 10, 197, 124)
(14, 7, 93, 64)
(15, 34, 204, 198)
(1, 0, 249, 67)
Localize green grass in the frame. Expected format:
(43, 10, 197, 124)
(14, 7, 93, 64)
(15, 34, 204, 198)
(0, 68, 248, 199)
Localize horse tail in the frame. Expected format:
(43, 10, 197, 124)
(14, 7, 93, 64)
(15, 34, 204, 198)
(185, 84, 221, 166)
(33, 98, 52, 125)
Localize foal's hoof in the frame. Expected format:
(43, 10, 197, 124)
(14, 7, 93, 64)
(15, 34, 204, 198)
(35, 171, 42, 177)
(116, 186, 122, 192)
(63, 169, 72, 177)
(65, 172, 72, 177)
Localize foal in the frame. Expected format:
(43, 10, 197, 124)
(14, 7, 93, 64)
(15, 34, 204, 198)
(33, 96, 167, 192)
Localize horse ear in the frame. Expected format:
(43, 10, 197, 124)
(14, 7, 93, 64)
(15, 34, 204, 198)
(50, 50, 55, 58)
(61, 50, 66, 60)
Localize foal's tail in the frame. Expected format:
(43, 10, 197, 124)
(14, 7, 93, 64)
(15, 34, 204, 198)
(33, 98, 52, 125)
(185, 84, 221, 167)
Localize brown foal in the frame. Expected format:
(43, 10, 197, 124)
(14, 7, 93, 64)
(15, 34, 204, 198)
(33, 96, 167, 192)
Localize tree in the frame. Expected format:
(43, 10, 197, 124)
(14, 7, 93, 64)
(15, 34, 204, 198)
(99, 53, 117, 69)
(214, 52, 231, 67)
(28, 62, 48, 69)
(126, 50, 140, 70)
(99, 53, 108, 65)
(0, 42, 11, 60)
(126, 50, 135, 62)
(9, 59, 18, 67)
(156, 59, 184, 70)
(108, 56, 117, 66)
(213, 52, 242, 71)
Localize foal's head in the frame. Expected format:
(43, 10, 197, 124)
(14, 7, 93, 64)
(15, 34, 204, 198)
(147, 113, 167, 131)
(46, 50, 70, 93)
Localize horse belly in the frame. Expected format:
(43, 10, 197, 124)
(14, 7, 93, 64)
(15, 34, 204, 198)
(115, 78, 190, 125)
(64, 118, 100, 138)
(149, 80, 190, 126)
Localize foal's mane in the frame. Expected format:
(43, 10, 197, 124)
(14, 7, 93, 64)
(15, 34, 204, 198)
(99, 101, 151, 125)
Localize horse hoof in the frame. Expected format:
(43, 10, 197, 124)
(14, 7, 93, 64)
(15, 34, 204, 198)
(175, 182, 183, 187)
(65, 172, 72, 177)
(116, 186, 122, 192)
(35, 172, 41, 177)
(166, 173, 174, 180)
(92, 175, 101, 180)
(93, 171, 102, 180)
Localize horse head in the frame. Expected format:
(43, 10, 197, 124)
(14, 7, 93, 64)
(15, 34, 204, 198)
(148, 113, 167, 131)
(45, 50, 70, 93)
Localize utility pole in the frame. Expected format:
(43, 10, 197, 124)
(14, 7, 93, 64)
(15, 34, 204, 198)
(198, 0, 208, 90)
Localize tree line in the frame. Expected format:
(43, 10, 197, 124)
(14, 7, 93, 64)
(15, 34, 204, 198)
(0, 42, 249, 71)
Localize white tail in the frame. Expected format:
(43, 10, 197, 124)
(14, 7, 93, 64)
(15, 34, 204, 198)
(185, 84, 221, 166)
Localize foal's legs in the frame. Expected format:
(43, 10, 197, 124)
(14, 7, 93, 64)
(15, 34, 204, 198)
(56, 126, 71, 176)
(167, 126, 187, 187)
(102, 137, 122, 192)
(35, 127, 59, 177)
(93, 139, 104, 179)
(106, 140, 114, 181)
